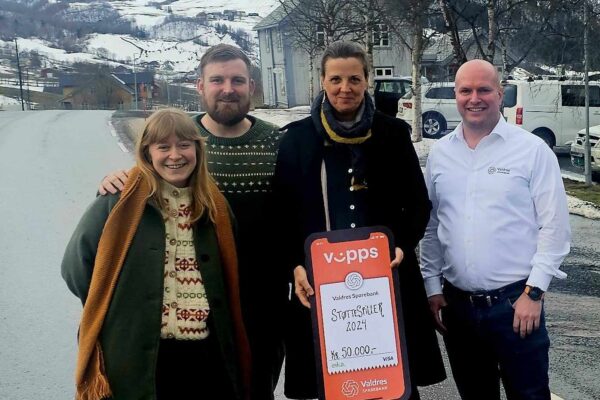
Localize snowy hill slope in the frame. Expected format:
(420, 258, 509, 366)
(0, 0, 279, 74)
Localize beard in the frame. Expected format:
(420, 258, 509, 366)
(202, 93, 250, 127)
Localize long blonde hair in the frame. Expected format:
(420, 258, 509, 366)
(135, 108, 217, 223)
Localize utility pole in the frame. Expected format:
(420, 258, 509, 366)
(584, 0, 592, 186)
(133, 56, 138, 110)
(25, 67, 31, 110)
(14, 39, 25, 111)
(166, 75, 170, 106)
(179, 79, 182, 106)
(120, 37, 144, 111)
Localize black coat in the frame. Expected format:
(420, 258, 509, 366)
(273, 112, 446, 399)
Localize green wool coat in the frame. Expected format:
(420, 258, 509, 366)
(62, 193, 244, 400)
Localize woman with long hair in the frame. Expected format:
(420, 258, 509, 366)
(62, 108, 250, 400)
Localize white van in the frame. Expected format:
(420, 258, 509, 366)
(502, 79, 600, 149)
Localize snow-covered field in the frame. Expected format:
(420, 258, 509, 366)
(2, 0, 279, 74)
(109, 0, 278, 27)
(0, 95, 21, 110)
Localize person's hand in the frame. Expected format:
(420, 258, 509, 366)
(512, 292, 543, 338)
(98, 170, 129, 195)
(428, 294, 448, 334)
(294, 265, 314, 309)
(390, 247, 404, 269)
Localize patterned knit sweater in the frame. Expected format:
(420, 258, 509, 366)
(159, 183, 210, 340)
(193, 114, 282, 196)
(193, 114, 287, 325)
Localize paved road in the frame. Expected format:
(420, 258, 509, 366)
(0, 110, 598, 400)
(0, 111, 132, 400)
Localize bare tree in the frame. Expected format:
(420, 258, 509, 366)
(383, 0, 438, 142)
(438, 0, 572, 75)
(439, 0, 467, 64)
(278, 0, 389, 96)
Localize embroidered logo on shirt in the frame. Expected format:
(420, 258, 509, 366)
(488, 167, 511, 175)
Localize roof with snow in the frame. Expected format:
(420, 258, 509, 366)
(58, 73, 134, 98)
(112, 71, 155, 85)
(424, 29, 518, 65)
(253, 0, 293, 30)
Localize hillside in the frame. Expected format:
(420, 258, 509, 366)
(0, 0, 279, 74)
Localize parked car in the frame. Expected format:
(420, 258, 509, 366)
(396, 82, 461, 138)
(374, 76, 412, 117)
(570, 126, 600, 182)
(502, 79, 600, 149)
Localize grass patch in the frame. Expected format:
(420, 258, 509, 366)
(564, 178, 600, 207)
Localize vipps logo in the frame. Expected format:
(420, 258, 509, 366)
(341, 380, 359, 398)
(323, 248, 379, 265)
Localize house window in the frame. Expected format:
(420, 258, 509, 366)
(374, 68, 393, 77)
(373, 24, 389, 47)
(267, 67, 274, 105)
(276, 69, 286, 97)
(277, 31, 282, 50)
(265, 30, 271, 53)
(316, 25, 325, 47)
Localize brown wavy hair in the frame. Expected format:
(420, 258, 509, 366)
(135, 108, 217, 223)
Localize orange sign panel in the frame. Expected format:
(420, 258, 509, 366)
(305, 227, 410, 400)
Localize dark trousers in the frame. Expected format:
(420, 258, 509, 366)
(249, 335, 285, 400)
(442, 280, 550, 400)
(155, 334, 236, 399)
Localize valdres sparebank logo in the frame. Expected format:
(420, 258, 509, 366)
(341, 378, 389, 397)
(341, 380, 359, 397)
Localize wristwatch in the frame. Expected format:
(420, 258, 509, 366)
(524, 285, 545, 301)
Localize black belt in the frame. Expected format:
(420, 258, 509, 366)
(444, 279, 526, 308)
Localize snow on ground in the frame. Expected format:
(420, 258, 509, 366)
(0, 95, 23, 111)
(104, 0, 279, 28)
(0, 83, 45, 92)
(218, 18, 263, 34)
(568, 196, 600, 219)
(4, 0, 279, 75)
(0, 38, 119, 68)
(510, 67, 532, 80)
(250, 106, 310, 128)
(0, 64, 14, 75)
(108, 1, 168, 27)
(168, 0, 279, 18)
(87, 33, 237, 73)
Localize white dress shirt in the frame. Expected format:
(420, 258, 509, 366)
(420, 115, 571, 296)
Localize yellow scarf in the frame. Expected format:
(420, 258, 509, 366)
(74, 167, 250, 400)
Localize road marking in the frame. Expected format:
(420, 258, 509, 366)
(551, 393, 564, 400)
(117, 141, 129, 153)
(108, 120, 117, 137)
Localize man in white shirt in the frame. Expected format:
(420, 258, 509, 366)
(420, 59, 571, 400)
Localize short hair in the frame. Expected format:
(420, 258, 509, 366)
(135, 108, 217, 223)
(199, 44, 251, 76)
(320, 41, 369, 79)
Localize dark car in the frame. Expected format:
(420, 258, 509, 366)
(373, 76, 412, 117)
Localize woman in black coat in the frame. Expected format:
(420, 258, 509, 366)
(273, 41, 446, 399)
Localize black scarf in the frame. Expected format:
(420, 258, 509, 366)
(310, 90, 374, 188)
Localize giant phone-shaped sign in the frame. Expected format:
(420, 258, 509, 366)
(305, 226, 410, 400)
